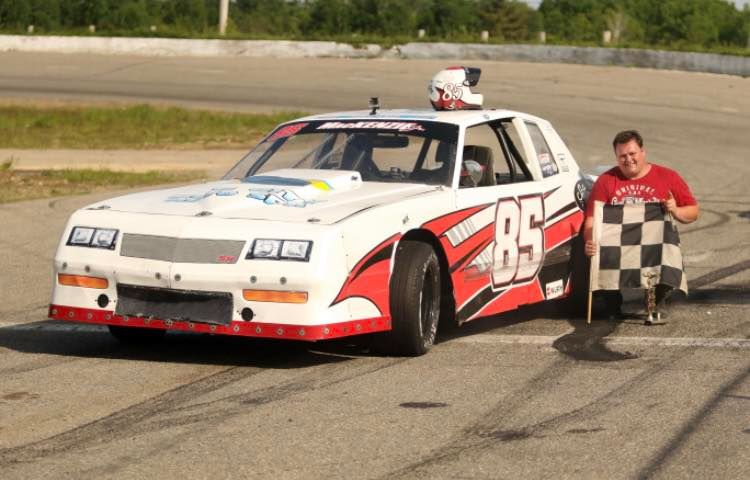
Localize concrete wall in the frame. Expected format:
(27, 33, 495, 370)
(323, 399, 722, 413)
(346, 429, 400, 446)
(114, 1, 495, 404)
(1, 35, 748, 77)
(398, 42, 750, 77)
(0, 35, 383, 58)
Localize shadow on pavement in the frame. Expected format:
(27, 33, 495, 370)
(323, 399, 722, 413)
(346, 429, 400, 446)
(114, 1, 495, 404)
(0, 321, 372, 369)
(1, 286, 741, 367)
(437, 298, 639, 362)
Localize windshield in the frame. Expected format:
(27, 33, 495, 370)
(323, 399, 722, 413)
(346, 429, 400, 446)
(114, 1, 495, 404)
(223, 120, 459, 186)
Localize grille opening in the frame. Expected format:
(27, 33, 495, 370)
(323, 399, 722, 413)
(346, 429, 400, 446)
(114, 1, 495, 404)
(116, 284, 233, 325)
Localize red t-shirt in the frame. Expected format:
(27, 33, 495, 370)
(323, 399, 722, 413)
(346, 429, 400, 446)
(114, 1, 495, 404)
(585, 163, 697, 217)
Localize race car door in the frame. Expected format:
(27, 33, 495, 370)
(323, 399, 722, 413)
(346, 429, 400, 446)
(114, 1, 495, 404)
(450, 118, 573, 323)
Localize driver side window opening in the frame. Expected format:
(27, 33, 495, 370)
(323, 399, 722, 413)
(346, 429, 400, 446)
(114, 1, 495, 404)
(462, 124, 505, 189)
(461, 121, 533, 189)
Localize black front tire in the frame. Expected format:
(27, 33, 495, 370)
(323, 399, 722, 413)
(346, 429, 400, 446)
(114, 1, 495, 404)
(376, 240, 441, 356)
(108, 325, 166, 344)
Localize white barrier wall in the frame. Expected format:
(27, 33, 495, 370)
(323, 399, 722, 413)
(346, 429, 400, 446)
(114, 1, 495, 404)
(0, 35, 383, 58)
(1, 35, 748, 77)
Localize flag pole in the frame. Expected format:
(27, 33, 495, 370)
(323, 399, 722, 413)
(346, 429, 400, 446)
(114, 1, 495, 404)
(587, 201, 603, 325)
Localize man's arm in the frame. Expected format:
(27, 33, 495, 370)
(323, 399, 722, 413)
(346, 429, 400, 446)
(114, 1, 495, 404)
(672, 204, 699, 224)
(663, 192, 699, 224)
(583, 215, 596, 257)
(583, 174, 610, 257)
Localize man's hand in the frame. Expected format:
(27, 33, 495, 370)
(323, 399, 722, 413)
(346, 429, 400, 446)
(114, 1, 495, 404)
(662, 192, 700, 224)
(585, 239, 597, 257)
(662, 191, 677, 217)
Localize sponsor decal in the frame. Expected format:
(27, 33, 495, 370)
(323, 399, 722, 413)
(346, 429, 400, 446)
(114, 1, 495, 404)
(247, 188, 312, 208)
(545, 279, 564, 299)
(217, 255, 237, 264)
(244, 176, 311, 187)
(243, 176, 332, 191)
(316, 121, 425, 132)
(539, 153, 557, 177)
(309, 180, 332, 191)
(269, 122, 308, 140)
(315, 114, 438, 120)
(574, 178, 592, 211)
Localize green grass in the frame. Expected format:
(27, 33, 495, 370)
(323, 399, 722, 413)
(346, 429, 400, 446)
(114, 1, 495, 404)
(0, 105, 305, 149)
(0, 167, 205, 203)
(38, 168, 203, 187)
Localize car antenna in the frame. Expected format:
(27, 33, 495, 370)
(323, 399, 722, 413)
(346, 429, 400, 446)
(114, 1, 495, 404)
(369, 97, 380, 115)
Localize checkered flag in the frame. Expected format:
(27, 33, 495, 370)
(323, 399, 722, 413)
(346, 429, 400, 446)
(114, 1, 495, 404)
(591, 201, 688, 294)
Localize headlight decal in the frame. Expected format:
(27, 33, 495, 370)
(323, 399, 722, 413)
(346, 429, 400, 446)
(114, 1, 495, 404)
(247, 239, 312, 262)
(67, 227, 119, 250)
(281, 240, 312, 260)
(252, 239, 282, 259)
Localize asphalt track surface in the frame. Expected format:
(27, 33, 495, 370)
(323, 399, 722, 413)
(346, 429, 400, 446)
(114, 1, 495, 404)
(0, 52, 749, 479)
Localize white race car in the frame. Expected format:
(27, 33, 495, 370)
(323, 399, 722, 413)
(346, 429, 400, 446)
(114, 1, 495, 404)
(49, 68, 592, 355)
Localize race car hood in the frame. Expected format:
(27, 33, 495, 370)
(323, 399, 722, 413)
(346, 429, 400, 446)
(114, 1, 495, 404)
(87, 169, 438, 225)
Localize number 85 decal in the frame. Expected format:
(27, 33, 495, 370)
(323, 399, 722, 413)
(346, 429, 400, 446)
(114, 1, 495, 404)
(492, 194, 545, 288)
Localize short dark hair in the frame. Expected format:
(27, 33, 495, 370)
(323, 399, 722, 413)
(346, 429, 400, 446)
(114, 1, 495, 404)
(612, 130, 643, 150)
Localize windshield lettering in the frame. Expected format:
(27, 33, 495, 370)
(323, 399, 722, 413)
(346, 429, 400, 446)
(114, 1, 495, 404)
(316, 121, 425, 132)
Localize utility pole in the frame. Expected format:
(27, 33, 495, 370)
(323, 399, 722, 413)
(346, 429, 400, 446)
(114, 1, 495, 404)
(219, 0, 229, 36)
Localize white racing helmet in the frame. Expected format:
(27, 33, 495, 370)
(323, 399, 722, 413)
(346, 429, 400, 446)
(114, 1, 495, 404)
(428, 66, 484, 111)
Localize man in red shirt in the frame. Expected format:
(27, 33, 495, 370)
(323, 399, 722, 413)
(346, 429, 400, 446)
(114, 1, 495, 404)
(584, 130, 699, 321)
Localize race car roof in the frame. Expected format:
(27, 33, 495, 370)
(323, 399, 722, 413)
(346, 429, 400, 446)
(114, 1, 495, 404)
(296, 109, 547, 128)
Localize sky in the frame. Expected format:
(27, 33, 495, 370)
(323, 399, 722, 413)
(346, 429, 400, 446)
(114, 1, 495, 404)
(520, 0, 749, 8)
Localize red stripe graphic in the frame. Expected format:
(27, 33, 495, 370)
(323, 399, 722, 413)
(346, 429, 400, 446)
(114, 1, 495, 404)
(545, 210, 583, 250)
(331, 233, 400, 315)
(469, 279, 545, 321)
(421, 204, 492, 236)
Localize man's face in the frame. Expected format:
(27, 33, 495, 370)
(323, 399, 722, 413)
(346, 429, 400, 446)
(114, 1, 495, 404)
(614, 139, 647, 179)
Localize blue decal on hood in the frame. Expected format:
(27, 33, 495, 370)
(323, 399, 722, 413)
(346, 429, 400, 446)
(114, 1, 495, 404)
(167, 193, 212, 202)
(247, 188, 312, 208)
(212, 187, 239, 197)
(167, 187, 238, 202)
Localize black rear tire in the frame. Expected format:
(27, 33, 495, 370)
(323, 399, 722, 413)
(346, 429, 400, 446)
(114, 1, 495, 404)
(108, 325, 166, 344)
(374, 240, 441, 356)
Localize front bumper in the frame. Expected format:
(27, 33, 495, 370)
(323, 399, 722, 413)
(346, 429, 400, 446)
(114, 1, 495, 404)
(48, 304, 390, 341)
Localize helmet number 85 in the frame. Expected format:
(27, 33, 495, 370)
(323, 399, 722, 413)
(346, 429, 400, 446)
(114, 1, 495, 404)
(441, 83, 463, 101)
(491, 195, 545, 288)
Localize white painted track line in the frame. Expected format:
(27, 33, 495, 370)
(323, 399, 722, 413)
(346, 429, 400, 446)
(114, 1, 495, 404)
(2, 322, 749, 349)
(454, 333, 750, 349)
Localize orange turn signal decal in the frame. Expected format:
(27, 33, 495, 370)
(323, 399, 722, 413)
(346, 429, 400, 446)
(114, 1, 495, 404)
(243, 289, 308, 304)
(57, 274, 109, 289)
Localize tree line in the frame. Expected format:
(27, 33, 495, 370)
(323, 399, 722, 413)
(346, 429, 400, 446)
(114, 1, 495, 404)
(0, 0, 748, 49)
